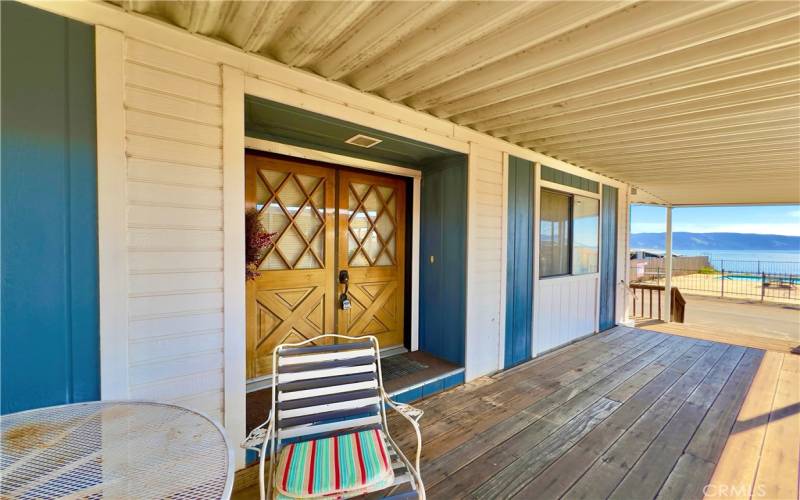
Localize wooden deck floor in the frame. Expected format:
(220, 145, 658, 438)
(234, 327, 799, 499)
(384, 327, 799, 500)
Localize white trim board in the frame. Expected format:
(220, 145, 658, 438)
(222, 65, 247, 470)
(95, 26, 129, 400)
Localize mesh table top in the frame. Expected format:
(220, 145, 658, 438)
(1, 401, 233, 499)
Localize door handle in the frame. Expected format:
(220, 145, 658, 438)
(339, 270, 351, 310)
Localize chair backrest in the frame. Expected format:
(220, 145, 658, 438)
(272, 336, 384, 448)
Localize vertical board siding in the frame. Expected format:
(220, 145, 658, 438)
(535, 275, 599, 354)
(419, 156, 468, 366)
(505, 156, 534, 368)
(1, 2, 99, 414)
(600, 185, 619, 331)
(465, 144, 505, 379)
(124, 38, 225, 424)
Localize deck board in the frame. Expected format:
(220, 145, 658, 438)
(232, 327, 800, 500)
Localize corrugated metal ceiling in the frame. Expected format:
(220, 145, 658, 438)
(108, 0, 800, 204)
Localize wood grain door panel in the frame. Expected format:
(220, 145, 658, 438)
(245, 154, 335, 379)
(338, 170, 406, 349)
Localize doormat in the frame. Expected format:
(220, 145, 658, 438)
(381, 355, 429, 382)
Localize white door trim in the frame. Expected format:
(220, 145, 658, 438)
(222, 65, 247, 469)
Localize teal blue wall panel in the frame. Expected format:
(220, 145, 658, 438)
(600, 185, 619, 331)
(505, 157, 534, 367)
(541, 165, 599, 194)
(419, 156, 467, 365)
(1, 2, 99, 414)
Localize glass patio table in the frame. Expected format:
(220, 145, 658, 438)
(0, 401, 234, 499)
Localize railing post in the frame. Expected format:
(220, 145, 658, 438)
(720, 261, 725, 299)
(761, 272, 766, 303)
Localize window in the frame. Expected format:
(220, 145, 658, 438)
(540, 190, 571, 277)
(572, 195, 599, 274)
(539, 190, 599, 278)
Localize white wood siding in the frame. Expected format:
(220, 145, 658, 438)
(534, 275, 599, 355)
(465, 144, 505, 380)
(123, 38, 225, 423)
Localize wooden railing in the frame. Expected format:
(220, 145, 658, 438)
(630, 284, 686, 323)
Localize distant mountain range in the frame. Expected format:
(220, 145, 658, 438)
(630, 232, 800, 251)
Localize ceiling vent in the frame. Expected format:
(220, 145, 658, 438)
(345, 134, 382, 148)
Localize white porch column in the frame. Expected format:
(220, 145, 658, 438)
(663, 206, 673, 322)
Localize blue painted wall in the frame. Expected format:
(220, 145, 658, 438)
(600, 185, 619, 331)
(1, 2, 99, 414)
(419, 156, 467, 365)
(505, 157, 534, 367)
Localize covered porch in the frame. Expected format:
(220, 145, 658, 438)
(236, 326, 798, 498)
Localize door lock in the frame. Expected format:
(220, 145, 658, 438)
(339, 270, 351, 310)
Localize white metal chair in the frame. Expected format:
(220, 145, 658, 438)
(243, 334, 425, 500)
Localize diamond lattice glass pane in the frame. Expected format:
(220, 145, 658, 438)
(363, 229, 381, 262)
(295, 252, 318, 269)
(350, 207, 371, 241)
(255, 174, 270, 210)
(376, 252, 392, 266)
(349, 190, 358, 212)
(352, 182, 369, 200)
(350, 250, 369, 267)
(262, 170, 286, 190)
(386, 234, 396, 259)
(262, 251, 287, 270)
(311, 233, 324, 263)
(296, 174, 319, 193)
(377, 186, 395, 216)
(260, 201, 289, 234)
(278, 227, 306, 267)
(363, 190, 380, 220)
(375, 211, 394, 240)
(295, 205, 322, 240)
(348, 231, 359, 258)
(278, 176, 305, 216)
(386, 193, 396, 217)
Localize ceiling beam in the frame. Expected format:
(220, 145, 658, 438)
(346, 1, 543, 92)
(511, 98, 800, 144)
(494, 79, 800, 138)
(522, 113, 800, 150)
(378, 1, 630, 101)
(413, 2, 796, 114)
(312, 2, 453, 80)
(458, 44, 800, 128)
(548, 124, 800, 154)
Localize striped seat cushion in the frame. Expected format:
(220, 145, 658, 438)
(275, 428, 394, 499)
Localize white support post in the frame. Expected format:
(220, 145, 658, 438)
(663, 206, 673, 322)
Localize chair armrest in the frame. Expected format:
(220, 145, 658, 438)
(241, 411, 272, 452)
(382, 390, 424, 479)
(384, 393, 424, 422)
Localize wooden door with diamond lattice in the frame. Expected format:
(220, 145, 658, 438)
(245, 154, 335, 379)
(338, 170, 406, 349)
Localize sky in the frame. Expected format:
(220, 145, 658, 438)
(631, 205, 800, 236)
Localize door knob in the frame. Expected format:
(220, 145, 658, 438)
(339, 270, 351, 310)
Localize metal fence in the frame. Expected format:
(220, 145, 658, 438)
(630, 258, 800, 304)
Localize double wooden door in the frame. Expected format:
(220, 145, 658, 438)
(245, 153, 406, 379)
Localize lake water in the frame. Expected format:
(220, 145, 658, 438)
(632, 248, 800, 274)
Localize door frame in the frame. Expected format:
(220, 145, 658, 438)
(242, 136, 422, 357)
